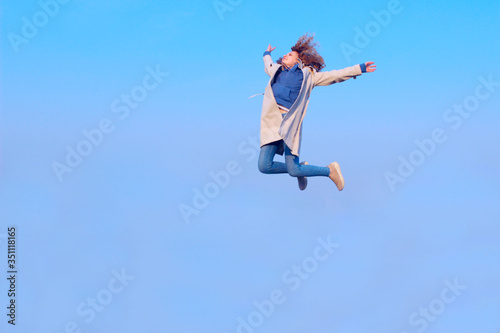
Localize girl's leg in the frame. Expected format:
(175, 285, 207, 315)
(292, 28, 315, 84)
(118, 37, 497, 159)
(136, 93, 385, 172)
(258, 141, 289, 174)
(284, 145, 330, 177)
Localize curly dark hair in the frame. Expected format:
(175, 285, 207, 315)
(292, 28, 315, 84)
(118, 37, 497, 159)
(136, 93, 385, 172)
(277, 33, 326, 71)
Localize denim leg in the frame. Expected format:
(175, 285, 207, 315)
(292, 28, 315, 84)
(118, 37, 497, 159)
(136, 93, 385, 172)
(284, 144, 330, 177)
(258, 141, 289, 174)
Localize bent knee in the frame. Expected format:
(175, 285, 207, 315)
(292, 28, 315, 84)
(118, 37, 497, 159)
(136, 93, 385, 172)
(287, 165, 301, 177)
(258, 161, 272, 174)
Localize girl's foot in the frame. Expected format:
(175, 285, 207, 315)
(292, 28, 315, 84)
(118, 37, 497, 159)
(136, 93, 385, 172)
(298, 161, 308, 191)
(328, 162, 344, 191)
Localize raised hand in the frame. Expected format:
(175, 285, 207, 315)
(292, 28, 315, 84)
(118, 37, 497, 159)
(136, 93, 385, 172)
(365, 61, 377, 72)
(266, 44, 276, 53)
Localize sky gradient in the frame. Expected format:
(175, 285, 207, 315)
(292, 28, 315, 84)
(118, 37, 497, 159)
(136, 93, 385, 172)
(1, 0, 499, 332)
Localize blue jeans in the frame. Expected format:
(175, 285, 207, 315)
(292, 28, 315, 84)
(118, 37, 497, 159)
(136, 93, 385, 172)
(258, 140, 330, 177)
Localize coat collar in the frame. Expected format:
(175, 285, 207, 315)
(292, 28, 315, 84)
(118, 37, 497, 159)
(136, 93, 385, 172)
(297, 58, 304, 69)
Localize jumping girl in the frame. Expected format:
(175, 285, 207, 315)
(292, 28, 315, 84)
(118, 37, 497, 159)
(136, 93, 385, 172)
(258, 33, 376, 191)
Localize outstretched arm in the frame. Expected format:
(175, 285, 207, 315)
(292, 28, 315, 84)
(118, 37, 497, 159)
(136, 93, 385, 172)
(263, 44, 278, 77)
(313, 61, 376, 86)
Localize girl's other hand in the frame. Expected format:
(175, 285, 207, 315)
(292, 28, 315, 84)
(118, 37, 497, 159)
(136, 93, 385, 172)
(266, 44, 276, 52)
(365, 61, 377, 72)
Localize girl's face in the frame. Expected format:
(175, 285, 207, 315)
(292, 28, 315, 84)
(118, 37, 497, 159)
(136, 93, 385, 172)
(282, 51, 299, 68)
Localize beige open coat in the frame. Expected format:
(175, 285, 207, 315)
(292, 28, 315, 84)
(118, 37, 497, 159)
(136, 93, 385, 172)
(260, 53, 363, 156)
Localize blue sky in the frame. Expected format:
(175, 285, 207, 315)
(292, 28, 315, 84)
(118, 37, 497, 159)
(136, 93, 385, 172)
(1, 0, 499, 332)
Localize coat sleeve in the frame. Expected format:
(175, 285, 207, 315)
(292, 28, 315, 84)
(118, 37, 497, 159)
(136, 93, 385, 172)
(263, 54, 278, 77)
(312, 64, 362, 86)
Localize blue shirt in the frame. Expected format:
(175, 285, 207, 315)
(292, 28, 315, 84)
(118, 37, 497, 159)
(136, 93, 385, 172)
(271, 62, 303, 109)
